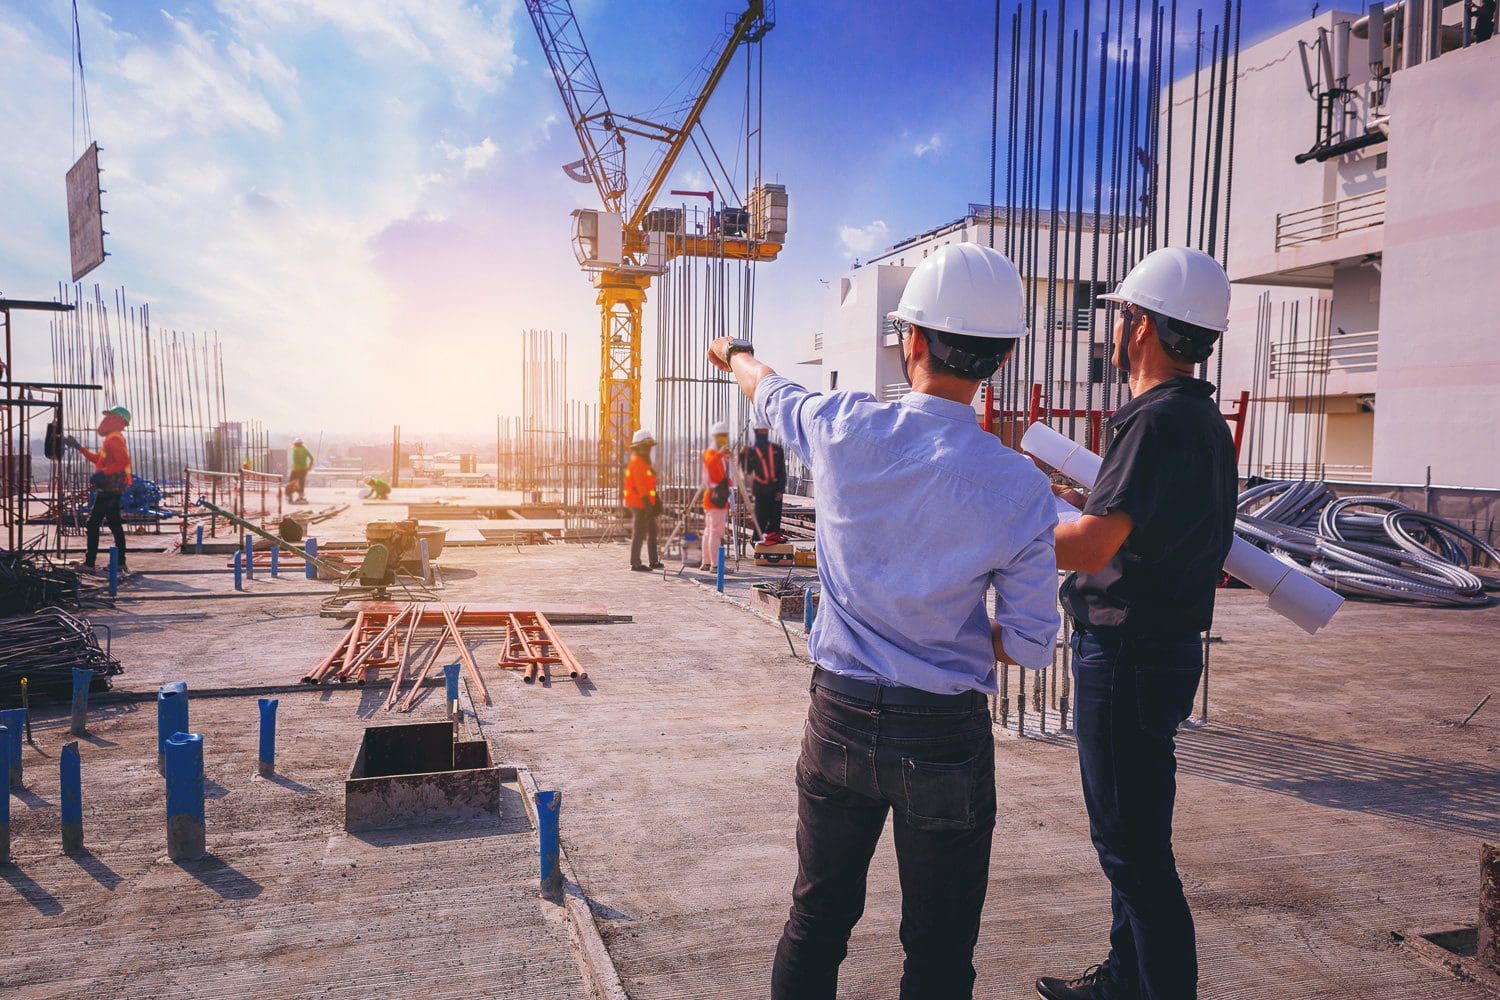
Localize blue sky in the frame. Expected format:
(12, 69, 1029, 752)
(0, 0, 1310, 434)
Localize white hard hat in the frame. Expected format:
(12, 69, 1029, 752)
(886, 243, 1027, 340)
(1100, 246, 1231, 333)
(631, 428, 655, 446)
(710, 421, 729, 437)
(292, 437, 304, 445)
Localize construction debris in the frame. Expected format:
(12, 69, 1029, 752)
(0, 606, 121, 704)
(497, 611, 586, 685)
(0, 549, 110, 616)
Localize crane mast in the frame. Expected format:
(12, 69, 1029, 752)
(524, 0, 784, 483)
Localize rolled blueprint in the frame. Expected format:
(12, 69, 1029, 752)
(1020, 421, 1343, 635)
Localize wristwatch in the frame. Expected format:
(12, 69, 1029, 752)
(724, 339, 755, 362)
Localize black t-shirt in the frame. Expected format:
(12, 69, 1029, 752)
(1060, 376, 1238, 637)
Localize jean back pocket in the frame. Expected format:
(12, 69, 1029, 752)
(900, 755, 976, 832)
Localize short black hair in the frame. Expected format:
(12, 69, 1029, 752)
(1141, 310, 1218, 365)
(913, 324, 1016, 381)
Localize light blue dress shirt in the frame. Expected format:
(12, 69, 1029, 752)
(755, 374, 1060, 695)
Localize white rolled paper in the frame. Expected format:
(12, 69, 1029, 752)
(1021, 421, 1343, 634)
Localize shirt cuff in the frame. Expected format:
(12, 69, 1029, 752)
(1001, 625, 1058, 672)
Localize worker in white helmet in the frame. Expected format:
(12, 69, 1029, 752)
(699, 419, 733, 572)
(709, 243, 1060, 998)
(285, 437, 313, 504)
(1037, 246, 1237, 1000)
(739, 418, 787, 540)
(622, 429, 662, 572)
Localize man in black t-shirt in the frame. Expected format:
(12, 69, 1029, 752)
(1036, 248, 1237, 1000)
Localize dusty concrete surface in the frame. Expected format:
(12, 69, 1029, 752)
(4, 526, 1497, 998)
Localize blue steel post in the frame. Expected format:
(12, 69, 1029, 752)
(258, 698, 278, 777)
(443, 662, 460, 719)
(233, 550, 244, 591)
(537, 789, 562, 900)
(304, 537, 317, 580)
(244, 534, 255, 579)
(803, 587, 816, 631)
(108, 546, 119, 597)
(716, 545, 726, 592)
(156, 681, 188, 772)
(60, 741, 82, 853)
(270, 545, 280, 578)
(71, 667, 93, 736)
(0, 708, 24, 786)
(164, 732, 205, 860)
(419, 538, 431, 583)
(0, 725, 9, 863)
(195, 524, 204, 554)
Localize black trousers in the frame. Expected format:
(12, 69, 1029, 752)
(85, 492, 127, 569)
(629, 506, 659, 567)
(1072, 629, 1203, 1000)
(753, 486, 783, 535)
(771, 680, 996, 1000)
(285, 468, 308, 499)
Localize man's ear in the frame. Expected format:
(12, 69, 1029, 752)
(907, 327, 927, 368)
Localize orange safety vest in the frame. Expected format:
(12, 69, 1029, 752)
(88, 432, 133, 487)
(623, 454, 657, 510)
(702, 448, 729, 510)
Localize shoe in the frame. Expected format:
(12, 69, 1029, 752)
(1037, 964, 1130, 1000)
(648, 562, 665, 569)
(630, 565, 652, 573)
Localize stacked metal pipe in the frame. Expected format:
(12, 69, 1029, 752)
(0, 550, 109, 617)
(0, 606, 121, 704)
(1235, 481, 1500, 607)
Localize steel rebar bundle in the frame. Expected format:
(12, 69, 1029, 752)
(0, 548, 110, 617)
(0, 606, 121, 704)
(1235, 480, 1500, 607)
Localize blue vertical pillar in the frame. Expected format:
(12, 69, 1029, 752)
(803, 587, 816, 631)
(195, 524, 204, 554)
(244, 534, 255, 579)
(60, 741, 82, 853)
(156, 681, 188, 772)
(443, 662, 460, 719)
(270, 545, 280, 578)
(0, 709, 23, 786)
(258, 698, 277, 777)
(71, 667, 93, 736)
(108, 546, 119, 597)
(164, 732, 205, 861)
(304, 537, 318, 581)
(419, 538, 431, 583)
(233, 550, 244, 591)
(716, 545, 726, 592)
(0, 724, 9, 863)
(537, 789, 562, 900)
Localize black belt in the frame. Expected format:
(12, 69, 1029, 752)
(811, 666, 986, 710)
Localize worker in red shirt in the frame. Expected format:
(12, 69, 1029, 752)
(77, 405, 133, 574)
(700, 421, 732, 572)
(622, 428, 663, 572)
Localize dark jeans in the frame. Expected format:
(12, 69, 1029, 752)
(771, 680, 996, 1000)
(753, 486, 783, 536)
(85, 491, 127, 569)
(285, 468, 308, 499)
(629, 506, 659, 567)
(1071, 629, 1203, 1000)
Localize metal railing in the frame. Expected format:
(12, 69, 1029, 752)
(1270, 328, 1379, 379)
(1262, 462, 1373, 483)
(1275, 189, 1386, 251)
(881, 382, 911, 402)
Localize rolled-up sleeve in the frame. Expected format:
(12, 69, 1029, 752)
(991, 487, 1062, 671)
(753, 374, 831, 467)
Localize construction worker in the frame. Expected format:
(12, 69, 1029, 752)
(699, 420, 732, 572)
(364, 476, 392, 501)
(1036, 247, 1237, 1000)
(740, 420, 787, 539)
(709, 243, 1060, 1000)
(286, 437, 313, 503)
(623, 428, 663, 572)
(77, 405, 133, 575)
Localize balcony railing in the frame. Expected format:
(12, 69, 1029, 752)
(1275, 189, 1386, 252)
(1269, 328, 1379, 379)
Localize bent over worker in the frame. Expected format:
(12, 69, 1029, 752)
(1036, 247, 1238, 1000)
(77, 405, 134, 575)
(623, 428, 663, 572)
(710, 243, 1060, 1000)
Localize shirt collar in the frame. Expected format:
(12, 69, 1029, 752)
(900, 391, 980, 424)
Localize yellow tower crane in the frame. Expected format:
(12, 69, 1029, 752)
(524, 0, 786, 480)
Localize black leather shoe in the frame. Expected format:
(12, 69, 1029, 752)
(648, 562, 664, 569)
(630, 564, 652, 573)
(1037, 964, 1130, 1000)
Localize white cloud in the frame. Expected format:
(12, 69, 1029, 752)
(913, 134, 943, 157)
(437, 137, 500, 175)
(839, 219, 890, 257)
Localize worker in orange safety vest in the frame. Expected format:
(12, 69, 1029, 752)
(700, 420, 732, 572)
(75, 405, 134, 575)
(623, 428, 662, 572)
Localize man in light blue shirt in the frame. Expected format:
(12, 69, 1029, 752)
(708, 243, 1060, 1000)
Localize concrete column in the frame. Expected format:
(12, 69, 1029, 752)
(156, 681, 188, 772)
(70, 667, 93, 736)
(164, 732, 205, 861)
(60, 742, 82, 853)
